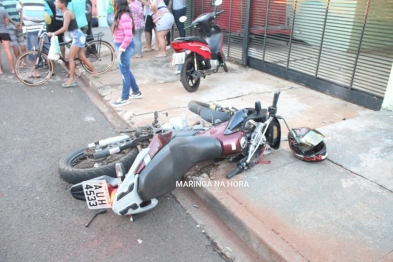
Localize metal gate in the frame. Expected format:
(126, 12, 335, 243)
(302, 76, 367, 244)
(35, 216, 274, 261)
(192, 0, 393, 110)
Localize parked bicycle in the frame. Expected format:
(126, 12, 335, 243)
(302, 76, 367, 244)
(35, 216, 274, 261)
(15, 30, 115, 86)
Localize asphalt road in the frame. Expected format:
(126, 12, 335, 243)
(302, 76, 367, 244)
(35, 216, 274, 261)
(0, 60, 224, 261)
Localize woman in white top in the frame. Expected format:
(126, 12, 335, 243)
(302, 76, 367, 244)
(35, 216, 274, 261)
(150, 0, 174, 57)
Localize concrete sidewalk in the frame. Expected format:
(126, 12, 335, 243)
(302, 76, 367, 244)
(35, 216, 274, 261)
(80, 27, 393, 261)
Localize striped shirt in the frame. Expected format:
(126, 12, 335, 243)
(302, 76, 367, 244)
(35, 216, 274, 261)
(16, 0, 52, 32)
(1, 0, 20, 29)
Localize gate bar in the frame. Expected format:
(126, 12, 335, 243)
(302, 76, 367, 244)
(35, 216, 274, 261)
(262, 0, 271, 61)
(286, 0, 298, 69)
(315, 0, 330, 78)
(242, 0, 252, 66)
(350, 0, 371, 88)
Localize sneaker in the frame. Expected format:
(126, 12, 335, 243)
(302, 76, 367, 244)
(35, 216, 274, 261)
(113, 98, 130, 107)
(129, 92, 143, 99)
(166, 45, 171, 50)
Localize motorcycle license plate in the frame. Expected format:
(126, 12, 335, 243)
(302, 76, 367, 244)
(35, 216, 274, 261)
(82, 180, 111, 209)
(172, 52, 185, 65)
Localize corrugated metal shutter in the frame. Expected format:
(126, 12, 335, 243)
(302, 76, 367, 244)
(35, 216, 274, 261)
(248, 0, 393, 98)
(191, 0, 247, 62)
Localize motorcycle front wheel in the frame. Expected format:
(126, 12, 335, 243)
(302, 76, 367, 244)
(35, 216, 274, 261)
(58, 147, 139, 184)
(181, 56, 201, 92)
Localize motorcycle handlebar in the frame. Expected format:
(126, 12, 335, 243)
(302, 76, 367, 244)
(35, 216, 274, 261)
(215, 10, 225, 16)
(226, 166, 243, 179)
(272, 92, 280, 108)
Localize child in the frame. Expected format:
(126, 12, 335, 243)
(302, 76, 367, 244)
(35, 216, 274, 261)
(47, 0, 99, 87)
(111, 0, 142, 106)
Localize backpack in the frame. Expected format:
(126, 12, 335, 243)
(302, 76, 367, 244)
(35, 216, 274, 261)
(85, 0, 92, 22)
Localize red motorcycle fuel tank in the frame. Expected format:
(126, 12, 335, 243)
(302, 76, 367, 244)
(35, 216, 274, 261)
(171, 40, 212, 59)
(196, 122, 247, 157)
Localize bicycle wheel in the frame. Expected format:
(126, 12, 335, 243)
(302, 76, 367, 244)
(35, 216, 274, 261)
(15, 51, 54, 86)
(82, 40, 115, 74)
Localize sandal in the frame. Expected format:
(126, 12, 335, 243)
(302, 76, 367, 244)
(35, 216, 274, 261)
(134, 55, 142, 58)
(62, 82, 77, 88)
(29, 74, 41, 78)
(143, 48, 153, 52)
(155, 54, 167, 58)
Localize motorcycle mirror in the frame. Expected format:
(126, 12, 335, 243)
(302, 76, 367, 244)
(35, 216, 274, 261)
(115, 162, 126, 180)
(214, 0, 222, 6)
(179, 16, 187, 23)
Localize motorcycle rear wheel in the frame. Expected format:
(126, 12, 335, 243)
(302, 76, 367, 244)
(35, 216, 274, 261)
(58, 147, 139, 184)
(181, 56, 201, 92)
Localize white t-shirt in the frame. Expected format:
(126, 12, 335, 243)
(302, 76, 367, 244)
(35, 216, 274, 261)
(173, 0, 186, 10)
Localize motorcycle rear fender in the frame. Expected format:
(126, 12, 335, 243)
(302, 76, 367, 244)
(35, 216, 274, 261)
(266, 117, 281, 149)
(138, 136, 222, 201)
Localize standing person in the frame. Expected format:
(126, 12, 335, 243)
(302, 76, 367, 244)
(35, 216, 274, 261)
(140, 0, 157, 52)
(16, 0, 53, 78)
(129, 0, 144, 58)
(172, 0, 186, 37)
(1, 0, 27, 63)
(164, 0, 171, 49)
(112, 0, 142, 106)
(107, 0, 114, 27)
(68, 0, 88, 34)
(45, 0, 65, 57)
(47, 0, 98, 87)
(150, 0, 174, 58)
(0, 7, 15, 73)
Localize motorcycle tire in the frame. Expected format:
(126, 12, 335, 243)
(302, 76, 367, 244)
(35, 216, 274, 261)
(181, 56, 201, 92)
(223, 61, 228, 73)
(58, 147, 139, 184)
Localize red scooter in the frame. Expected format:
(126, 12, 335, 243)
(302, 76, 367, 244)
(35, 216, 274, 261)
(170, 0, 228, 92)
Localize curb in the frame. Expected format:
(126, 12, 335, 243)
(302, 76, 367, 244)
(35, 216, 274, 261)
(187, 174, 307, 262)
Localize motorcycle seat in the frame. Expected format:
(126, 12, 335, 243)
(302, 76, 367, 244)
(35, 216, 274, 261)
(176, 36, 208, 45)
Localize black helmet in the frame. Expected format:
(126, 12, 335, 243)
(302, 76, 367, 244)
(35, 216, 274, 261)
(288, 127, 327, 162)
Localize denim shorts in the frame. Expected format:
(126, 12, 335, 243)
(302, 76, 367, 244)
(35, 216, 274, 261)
(69, 29, 86, 48)
(7, 28, 25, 46)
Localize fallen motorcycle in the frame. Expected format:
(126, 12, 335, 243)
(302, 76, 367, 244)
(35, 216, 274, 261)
(67, 92, 328, 221)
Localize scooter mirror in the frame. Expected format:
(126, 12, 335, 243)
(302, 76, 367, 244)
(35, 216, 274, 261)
(179, 16, 187, 23)
(215, 0, 222, 6)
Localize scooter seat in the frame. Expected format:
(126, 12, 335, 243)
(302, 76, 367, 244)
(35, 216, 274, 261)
(175, 36, 208, 45)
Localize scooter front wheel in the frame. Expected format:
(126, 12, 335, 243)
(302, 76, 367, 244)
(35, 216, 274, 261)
(181, 56, 201, 92)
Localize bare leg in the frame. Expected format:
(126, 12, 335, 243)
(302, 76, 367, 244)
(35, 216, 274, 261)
(60, 46, 66, 58)
(144, 31, 152, 50)
(65, 46, 80, 85)
(20, 44, 27, 64)
(3, 41, 15, 73)
(153, 28, 159, 50)
(77, 48, 98, 77)
(12, 46, 20, 60)
(157, 30, 169, 56)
